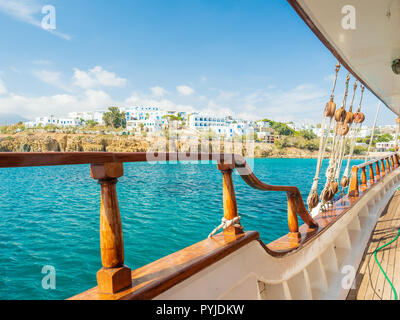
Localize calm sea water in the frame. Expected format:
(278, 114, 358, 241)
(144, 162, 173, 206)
(0, 158, 362, 300)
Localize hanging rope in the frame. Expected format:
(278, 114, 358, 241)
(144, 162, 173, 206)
(395, 117, 400, 151)
(365, 102, 381, 162)
(307, 63, 340, 211)
(335, 80, 357, 193)
(341, 84, 366, 190)
(320, 73, 351, 210)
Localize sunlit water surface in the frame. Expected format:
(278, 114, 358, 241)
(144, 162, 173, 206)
(0, 158, 362, 299)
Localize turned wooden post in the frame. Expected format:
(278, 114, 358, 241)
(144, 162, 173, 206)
(217, 163, 243, 236)
(348, 167, 359, 197)
(287, 192, 300, 240)
(386, 157, 391, 173)
(361, 167, 367, 191)
(368, 164, 374, 185)
(381, 159, 386, 177)
(390, 156, 395, 170)
(395, 154, 400, 167)
(375, 161, 380, 181)
(91, 162, 132, 294)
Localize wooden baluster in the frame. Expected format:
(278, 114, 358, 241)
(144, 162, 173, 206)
(381, 159, 386, 177)
(361, 167, 367, 191)
(287, 192, 300, 240)
(390, 155, 395, 170)
(386, 157, 391, 173)
(395, 154, 400, 168)
(348, 166, 359, 197)
(91, 162, 132, 294)
(375, 161, 380, 181)
(217, 163, 243, 236)
(369, 164, 374, 185)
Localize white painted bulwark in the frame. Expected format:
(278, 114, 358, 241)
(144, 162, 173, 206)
(155, 167, 400, 300)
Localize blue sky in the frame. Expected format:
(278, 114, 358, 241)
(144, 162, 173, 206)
(0, 0, 395, 125)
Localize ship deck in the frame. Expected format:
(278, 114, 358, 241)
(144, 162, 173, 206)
(347, 190, 400, 300)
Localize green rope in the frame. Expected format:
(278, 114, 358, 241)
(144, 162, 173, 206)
(374, 228, 400, 300)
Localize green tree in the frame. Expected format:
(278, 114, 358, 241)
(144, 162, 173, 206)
(376, 133, 393, 143)
(103, 107, 127, 129)
(260, 118, 294, 136)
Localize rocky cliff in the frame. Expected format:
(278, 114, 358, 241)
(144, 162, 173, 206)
(0, 132, 320, 158)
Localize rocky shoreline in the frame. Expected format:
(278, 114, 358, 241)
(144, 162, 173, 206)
(0, 132, 352, 159)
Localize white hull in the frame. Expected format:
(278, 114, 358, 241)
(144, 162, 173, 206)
(156, 168, 400, 300)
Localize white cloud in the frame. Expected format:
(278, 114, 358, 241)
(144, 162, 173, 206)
(0, 84, 113, 118)
(32, 69, 74, 92)
(33, 59, 53, 66)
(150, 86, 168, 97)
(73, 66, 127, 89)
(0, 0, 71, 40)
(0, 78, 7, 95)
(176, 85, 195, 96)
(33, 69, 61, 84)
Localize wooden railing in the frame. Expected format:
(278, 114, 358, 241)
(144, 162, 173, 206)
(348, 152, 400, 197)
(0, 151, 318, 294)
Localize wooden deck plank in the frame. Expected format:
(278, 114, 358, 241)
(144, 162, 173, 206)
(347, 191, 400, 300)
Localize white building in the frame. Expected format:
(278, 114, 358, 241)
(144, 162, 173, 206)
(359, 127, 372, 138)
(376, 141, 396, 152)
(68, 111, 105, 125)
(122, 106, 168, 133)
(25, 116, 80, 128)
(188, 113, 251, 137)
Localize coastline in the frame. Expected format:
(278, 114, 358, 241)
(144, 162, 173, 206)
(0, 131, 372, 159)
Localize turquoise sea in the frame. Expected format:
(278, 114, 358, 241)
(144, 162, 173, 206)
(0, 158, 362, 300)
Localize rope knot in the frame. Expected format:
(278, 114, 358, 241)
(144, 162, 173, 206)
(208, 216, 244, 238)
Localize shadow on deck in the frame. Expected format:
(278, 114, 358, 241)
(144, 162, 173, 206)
(347, 191, 400, 300)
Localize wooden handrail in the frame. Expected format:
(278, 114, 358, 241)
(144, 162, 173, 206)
(348, 152, 399, 197)
(0, 151, 318, 294)
(232, 156, 318, 236)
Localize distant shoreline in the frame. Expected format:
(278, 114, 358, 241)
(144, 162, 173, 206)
(0, 131, 375, 159)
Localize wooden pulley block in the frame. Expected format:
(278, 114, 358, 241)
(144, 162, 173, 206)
(324, 99, 336, 118)
(353, 112, 365, 124)
(330, 181, 339, 194)
(335, 107, 346, 122)
(336, 123, 349, 136)
(345, 111, 354, 125)
(321, 188, 332, 202)
(340, 176, 349, 188)
(307, 192, 319, 210)
(341, 123, 349, 136)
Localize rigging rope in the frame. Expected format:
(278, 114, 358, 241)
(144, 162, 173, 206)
(365, 102, 381, 162)
(307, 63, 340, 211)
(395, 117, 400, 151)
(341, 85, 365, 189)
(335, 80, 357, 194)
(320, 73, 351, 209)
